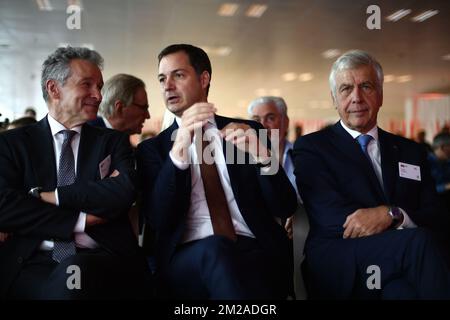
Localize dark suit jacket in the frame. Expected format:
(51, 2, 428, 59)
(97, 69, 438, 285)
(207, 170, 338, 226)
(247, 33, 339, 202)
(0, 117, 138, 296)
(136, 115, 298, 277)
(87, 116, 107, 128)
(293, 122, 449, 298)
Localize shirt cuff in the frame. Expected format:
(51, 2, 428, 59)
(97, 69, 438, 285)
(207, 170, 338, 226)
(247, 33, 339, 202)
(169, 151, 190, 170)
(55, 188, 59, 206)
(74, 212, 87, 232)
(397, 207, 417, 229)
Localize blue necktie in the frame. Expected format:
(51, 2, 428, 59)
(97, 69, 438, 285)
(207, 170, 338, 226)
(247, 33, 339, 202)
(356, 134, 373, 160)
(52, 130, 77, 263)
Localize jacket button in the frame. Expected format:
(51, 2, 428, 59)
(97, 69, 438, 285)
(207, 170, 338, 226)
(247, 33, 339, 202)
(17, 257, 24, 264)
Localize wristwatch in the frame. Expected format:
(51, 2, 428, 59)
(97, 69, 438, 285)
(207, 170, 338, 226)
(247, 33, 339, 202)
(28, 187, 43, 199)
(388, 206, 403, 227)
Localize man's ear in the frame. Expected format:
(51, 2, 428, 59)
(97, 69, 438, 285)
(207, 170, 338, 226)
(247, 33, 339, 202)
(46, 79, 60, 100)
(200, 71, 210, 90)
(114, 100, 124, 116)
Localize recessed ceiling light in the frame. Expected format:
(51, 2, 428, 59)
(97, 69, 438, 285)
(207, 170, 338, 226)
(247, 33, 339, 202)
(282, 72, 297, 82)
(201, 46, 232, 57)
(322, 49, 341, 59)
(384, 74, 396, 83)
(36, 0, 53, 11)
(218, 3, 239, 17)
(386, 9, 411, 22)
(411, 10, 439, 22)
(442, 54, 450, 61)
(396, 75, 412, 83)
(246, 4, 268, 18)
(299, 73, 313, 82)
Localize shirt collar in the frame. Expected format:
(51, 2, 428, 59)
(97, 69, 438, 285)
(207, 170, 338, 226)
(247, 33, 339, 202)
(340, 120, 378, 142)
(47, 114, 82, 137)
(103, 117, 113, 129)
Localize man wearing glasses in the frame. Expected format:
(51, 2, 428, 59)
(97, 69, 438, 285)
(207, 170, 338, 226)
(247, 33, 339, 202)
(91, 73, 150, 135)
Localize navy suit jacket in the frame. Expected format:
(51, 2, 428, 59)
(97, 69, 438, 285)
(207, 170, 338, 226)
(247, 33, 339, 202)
(0, 117, 138, 296)
(293, 122, 449, 298)
(136, 115, 298, 277)
(87, 116, 107, 128)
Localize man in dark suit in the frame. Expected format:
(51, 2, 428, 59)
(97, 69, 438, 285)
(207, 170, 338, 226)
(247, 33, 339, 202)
(293, 50, 450, 299)
(137, 44, 297, 299)
(0, 46, 151, 299)
(89, 73, 150, 136)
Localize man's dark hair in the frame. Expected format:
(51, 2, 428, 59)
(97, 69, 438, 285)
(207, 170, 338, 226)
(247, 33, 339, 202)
(433, 132, 450, 150)
(158, 44, 212, 95)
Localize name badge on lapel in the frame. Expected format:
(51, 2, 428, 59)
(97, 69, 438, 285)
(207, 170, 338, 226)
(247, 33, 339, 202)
(99, 155, 111, 179)
(398, 162, 421, 181)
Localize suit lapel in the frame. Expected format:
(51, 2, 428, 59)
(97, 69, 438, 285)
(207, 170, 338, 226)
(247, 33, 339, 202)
(379, 129, 398, 202)
(332, 123, 385, 201)
(77, 124, 101, 181)
(26, 117, 57, 189)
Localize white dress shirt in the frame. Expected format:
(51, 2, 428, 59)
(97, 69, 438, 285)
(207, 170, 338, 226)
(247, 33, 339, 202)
(170, 117, 255, 243)
(340, 120, 416, 228)
(40, 115, 98, 250)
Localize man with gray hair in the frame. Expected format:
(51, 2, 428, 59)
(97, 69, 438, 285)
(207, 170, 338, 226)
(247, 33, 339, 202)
(293, 50, 450, 299)
(0, 46, 151, 299)
(428, 132, 450, 211)
(90, 73, 150, 135)
(248, 96, 302, 299)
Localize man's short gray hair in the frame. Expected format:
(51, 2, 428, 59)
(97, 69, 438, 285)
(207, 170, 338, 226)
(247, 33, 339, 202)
(247, 96, 288, 117)
(329, 50, 384, 101)
(41, 46, 104, 102)
(99, 74, 146, 118)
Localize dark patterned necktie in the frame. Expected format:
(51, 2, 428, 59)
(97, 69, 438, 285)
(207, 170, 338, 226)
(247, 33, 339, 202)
(199, 129, 237, 241)
(52, 129, 77, 263)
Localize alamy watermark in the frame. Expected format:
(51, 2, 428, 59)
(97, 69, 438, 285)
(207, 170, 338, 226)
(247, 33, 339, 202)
(171, 126, 280, 175)
(66, 5, 81, 30)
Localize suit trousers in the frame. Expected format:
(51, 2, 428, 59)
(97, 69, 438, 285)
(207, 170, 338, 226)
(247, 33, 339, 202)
(164, 235, 288, 300)
(7, 248, 153, 300)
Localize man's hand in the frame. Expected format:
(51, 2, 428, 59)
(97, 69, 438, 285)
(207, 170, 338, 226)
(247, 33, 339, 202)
(171, 102, 217, 162)
(40, 191, 56, 205)
(86, 214, 107, 227)
(343, 205, 392, 239)
(285, 216, 294, 240)
(220, 122, 270, 161)
(0, 232, 9, 242)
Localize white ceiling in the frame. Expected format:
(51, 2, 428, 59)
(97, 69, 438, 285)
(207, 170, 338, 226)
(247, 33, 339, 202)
(0, 0, 449, 133)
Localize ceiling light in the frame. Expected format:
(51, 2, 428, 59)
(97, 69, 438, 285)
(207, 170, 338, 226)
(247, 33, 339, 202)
(442, 54, 450, 61)
(246, 4, 268, 18)
(411, 10, 439, 22)
(36, 0, 53, 11)
(322, 49, 341, 59)
(218, 3, 239, 17)
(201, 46, 232, 57)
(384, 74, 395, 83)
(282, 72, 297, 82)
(67, 0, 83, 10)
(396, 75, 412, 83)
(299, 73, 313, 82)
(386, 9, 411, 22)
